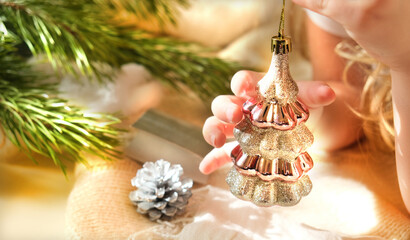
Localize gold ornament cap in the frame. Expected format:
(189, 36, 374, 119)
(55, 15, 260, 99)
(271, 36, 292, 54)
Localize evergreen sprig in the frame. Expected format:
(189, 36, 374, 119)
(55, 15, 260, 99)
(0, 35, 122, 172)
(103, 0, 189, 25)
(0, 0, 240, 171)
(1, 0, 236, 99)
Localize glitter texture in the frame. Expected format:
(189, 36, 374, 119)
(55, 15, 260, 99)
(234, 118, 313, 161)
(226, 167, 312, 207)
(257, 54, 298, 105)
(226, 47, 314, 207)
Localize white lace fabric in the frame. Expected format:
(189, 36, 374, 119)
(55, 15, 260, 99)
(126, 186, 384, 240)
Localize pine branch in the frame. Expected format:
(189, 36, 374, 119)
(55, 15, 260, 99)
(1, 0, 121, 79)
(0, 35, 123, 173)
(127, 36, 236, 99)
(1, 0, 237, 99)
(102, 0, 189, 25)
(0, 0, 241, 172)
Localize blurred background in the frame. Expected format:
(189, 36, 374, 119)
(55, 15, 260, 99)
(2, 1, 410, 239)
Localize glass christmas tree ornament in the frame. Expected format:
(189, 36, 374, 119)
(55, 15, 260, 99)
(226, 2, 314, 207)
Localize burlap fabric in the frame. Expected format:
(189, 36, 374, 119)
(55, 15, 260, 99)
(65, 157, 146, 239)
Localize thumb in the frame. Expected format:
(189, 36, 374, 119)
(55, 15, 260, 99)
(297, 81, 336, 109)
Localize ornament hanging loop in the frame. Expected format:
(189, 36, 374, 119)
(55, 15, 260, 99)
(272, 0, 292, 54)
(278, 0, 286, 39)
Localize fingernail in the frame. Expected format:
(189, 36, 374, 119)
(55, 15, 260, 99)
(210, 134, 217, 146)
(199, 161, 207, 174)
(238, 86, 249, 97)
(226, 107, 235, 123)
(318, 84, 331, 93)
(317, 85, 336, 104)
(210, 131, 226, 148)
(318, 85, 334, 96)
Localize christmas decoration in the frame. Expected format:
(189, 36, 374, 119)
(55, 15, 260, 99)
(129, 159, 193, 221)
(226, 0, 314, 207)
(0, 0, 240, 171)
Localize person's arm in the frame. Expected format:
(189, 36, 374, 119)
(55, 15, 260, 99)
(391, 69, 410, 213)
(306, 16, 363, 150)
(293, 0, 410, 214)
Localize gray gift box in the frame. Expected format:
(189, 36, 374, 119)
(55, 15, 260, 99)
(126, 110, 212, 184)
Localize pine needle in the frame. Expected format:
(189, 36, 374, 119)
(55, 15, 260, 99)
(0, 35, 123, 172)
(1, 0, 238, 99)
(0, 0, 241, 171)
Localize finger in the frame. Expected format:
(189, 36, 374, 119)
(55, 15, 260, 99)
(297, 81, 336, 109)
(203, 117, 236, 148)
(231, 70, 264, 97)
(211, 95, 245, 124)
(200, 141, 237, 174)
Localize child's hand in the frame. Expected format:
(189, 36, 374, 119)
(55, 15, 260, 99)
(292, 0, 410, 73)
(200, 71, 336, 174)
